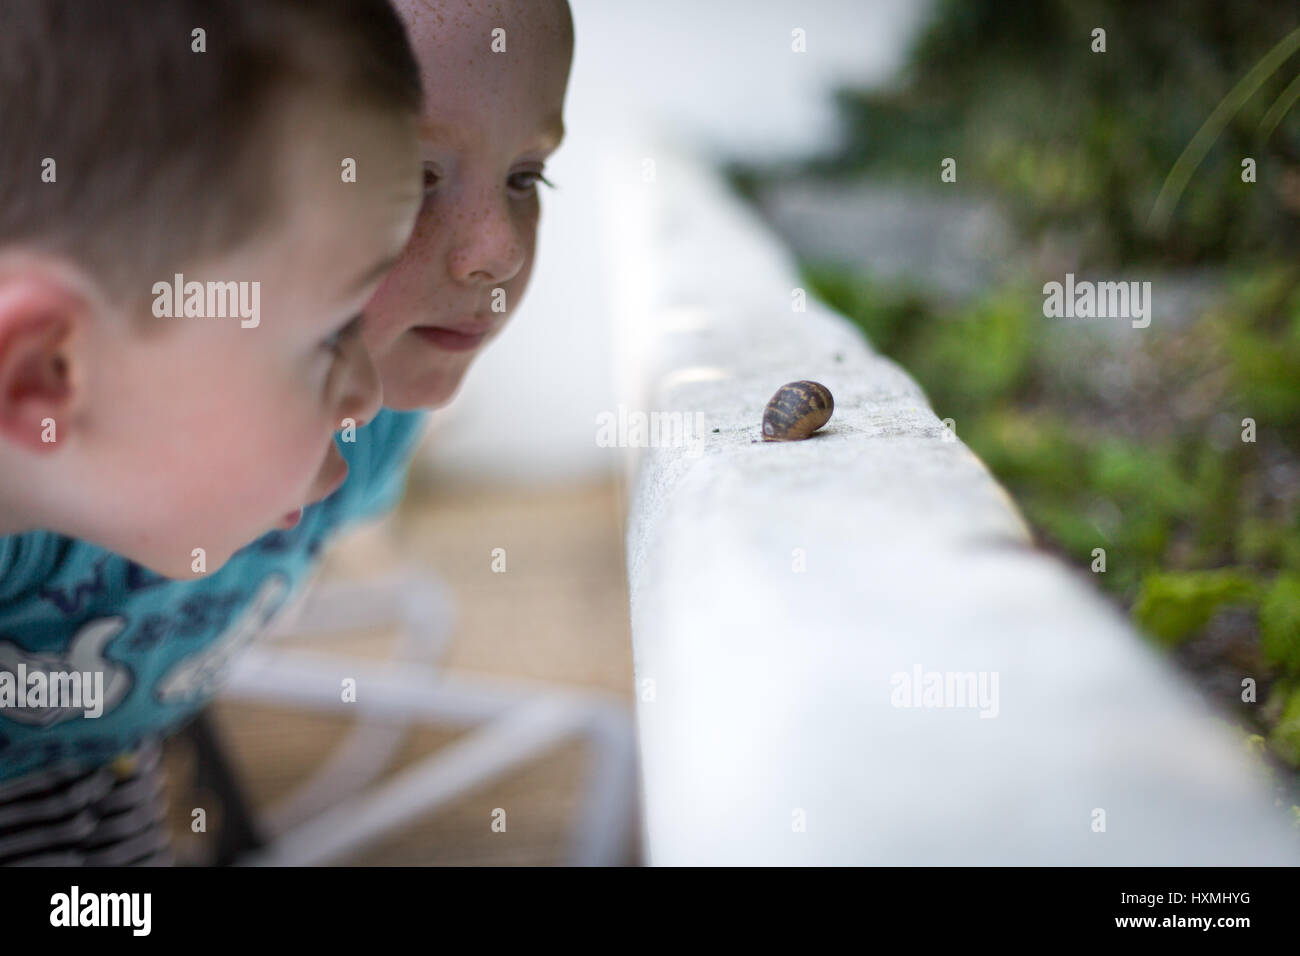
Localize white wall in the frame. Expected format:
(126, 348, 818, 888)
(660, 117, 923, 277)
(419, 0, 930, 485)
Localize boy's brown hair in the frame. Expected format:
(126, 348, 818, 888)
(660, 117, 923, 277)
(0, 0, 423, 305)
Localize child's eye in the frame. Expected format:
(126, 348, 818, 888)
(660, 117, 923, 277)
(423, 165, 441, 194)
(324, 314, 362, 355)
(507, 169, 553, 197)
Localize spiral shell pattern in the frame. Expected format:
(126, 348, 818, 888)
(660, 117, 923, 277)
(762, 380, 834, 441)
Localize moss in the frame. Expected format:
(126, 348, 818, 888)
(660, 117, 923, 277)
(1224, 330, 1300, 429)
(1132, 570, 1263, 645)
(1268, 684, 1300, 767)
(1261, 574, 1300, 676)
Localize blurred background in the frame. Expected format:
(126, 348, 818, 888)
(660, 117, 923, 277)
(726, 0, 1300, 807)
(166, 0, 1300, 862)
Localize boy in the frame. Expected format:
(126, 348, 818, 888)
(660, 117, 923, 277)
(0, 0, 576, 864)
(0, 0, 427, 861)
(362, 0, 574, 412)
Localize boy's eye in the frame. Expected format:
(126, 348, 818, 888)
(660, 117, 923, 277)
(324, 314, 362, 355)
(423, 165, 441, 193)
(508, 169, 553, 196)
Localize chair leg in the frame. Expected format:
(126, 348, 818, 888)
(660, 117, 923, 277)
(223, 651, 639, 864)
(178, 708, 267, 866)
(238, 697, 603, 866)
(565, 701, 639, 866)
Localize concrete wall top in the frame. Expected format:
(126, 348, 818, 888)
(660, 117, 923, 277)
(607, 140, 1300, 865)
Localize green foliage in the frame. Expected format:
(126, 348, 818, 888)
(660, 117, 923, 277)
(1238, 515, 1300, 573)
(1132, 570, 1263, 645)
(804, 255, 1300, 710)
(798, 264, 929, 357)
(1262, 574, 1300, 675)
(909, 292, 1036, 411)
(1269, 684, 1300, 767)
(1088, 439, 1196, 521)
(798, 0, 1300, 266)
(1220, 272, 1300, 430)
(801, 266, 1039, 412)
(974, 411, 1085, 502)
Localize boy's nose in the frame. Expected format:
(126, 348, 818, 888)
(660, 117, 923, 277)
(447, 199, 525, 285)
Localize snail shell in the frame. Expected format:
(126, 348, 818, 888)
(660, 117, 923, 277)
(762, 380, 834, 441)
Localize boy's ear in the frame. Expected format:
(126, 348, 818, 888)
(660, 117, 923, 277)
(0, 270, 86, 453)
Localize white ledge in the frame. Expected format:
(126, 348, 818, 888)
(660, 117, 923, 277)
(605, 139, 1299, 865)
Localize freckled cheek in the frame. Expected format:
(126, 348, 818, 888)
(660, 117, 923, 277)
(404, 209, 443, 268)
(361, 286, 406, 351)
(408, 200, 445, 243)
(364, 258, 429, 348)
(506, 220, 540, 304)
(517, 202, 540, 238)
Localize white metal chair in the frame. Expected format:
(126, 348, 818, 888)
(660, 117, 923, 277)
(212, 565, 638, 866)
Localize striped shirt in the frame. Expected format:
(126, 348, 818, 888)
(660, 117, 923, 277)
(0, 736, 172, 866)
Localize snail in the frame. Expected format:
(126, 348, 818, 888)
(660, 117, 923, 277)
(762, 380, 834, 441)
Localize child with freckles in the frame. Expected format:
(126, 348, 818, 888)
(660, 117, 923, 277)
(362, 0, 572, 409)
(0, 0, 575, 864)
